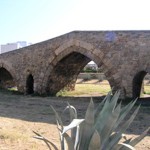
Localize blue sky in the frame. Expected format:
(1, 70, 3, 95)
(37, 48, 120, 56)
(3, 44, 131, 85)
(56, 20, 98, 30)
(0, 0, 150, 44)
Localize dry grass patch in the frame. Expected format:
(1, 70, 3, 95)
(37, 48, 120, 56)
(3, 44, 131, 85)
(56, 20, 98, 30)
(0, 85, 149, 149)
(57, 83, 111, 97)
(0, 117, 59, 150)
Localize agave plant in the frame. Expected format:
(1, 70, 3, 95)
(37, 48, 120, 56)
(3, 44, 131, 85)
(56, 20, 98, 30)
(33, 91, 149, 150)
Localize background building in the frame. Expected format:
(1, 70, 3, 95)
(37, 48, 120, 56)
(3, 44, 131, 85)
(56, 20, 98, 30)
(0, 41, 31, 54)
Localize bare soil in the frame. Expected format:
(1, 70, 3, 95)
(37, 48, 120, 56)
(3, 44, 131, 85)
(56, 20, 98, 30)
(0, 91, 149, 150)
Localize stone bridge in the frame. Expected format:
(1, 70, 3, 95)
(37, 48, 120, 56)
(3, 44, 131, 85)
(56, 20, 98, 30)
(0, 31, 150, 99)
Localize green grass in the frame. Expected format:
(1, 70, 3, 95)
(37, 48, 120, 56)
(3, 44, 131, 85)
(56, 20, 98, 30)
(57, 84, 111, 97)
(144, 85, 150, 94)
(57, 83, 150, 97)
(0, 87, 23, 96)
(8, 86, 18, 91)
(2, 80, 150, 97)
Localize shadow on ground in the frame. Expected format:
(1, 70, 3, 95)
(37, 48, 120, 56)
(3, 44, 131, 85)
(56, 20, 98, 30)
(0, 91, 149, 136)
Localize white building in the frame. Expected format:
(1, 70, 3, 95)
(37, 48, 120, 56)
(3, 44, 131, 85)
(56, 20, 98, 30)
(0, 41, 31, 54)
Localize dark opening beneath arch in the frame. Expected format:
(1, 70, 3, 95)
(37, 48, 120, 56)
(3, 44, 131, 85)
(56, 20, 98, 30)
(46, 51, 111, 96)
(26, 74, 34, 94)
(0, 67, 14, 89)
(46, 52, 90, 95)
(132, 71, 147, 98)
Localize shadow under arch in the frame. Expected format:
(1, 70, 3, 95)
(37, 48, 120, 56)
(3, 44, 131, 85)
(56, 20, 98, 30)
(43, 44, 115, 96)
(26, 74, 34, 94)
(0, 61, 17, 89)
(0, 61, 16, 80)
(0, 67, 14, 89)
(132, 71, 147, 98)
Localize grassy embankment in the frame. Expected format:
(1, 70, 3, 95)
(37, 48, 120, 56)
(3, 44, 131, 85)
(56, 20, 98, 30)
(57, 80, 150, 97)
(3, 80, 150, 97)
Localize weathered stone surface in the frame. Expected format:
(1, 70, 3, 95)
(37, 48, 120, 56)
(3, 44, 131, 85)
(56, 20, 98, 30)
(0, 31, 150, 99)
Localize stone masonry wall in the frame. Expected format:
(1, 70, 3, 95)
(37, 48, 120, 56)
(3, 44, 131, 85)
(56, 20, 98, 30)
(0, 31, 150, 99)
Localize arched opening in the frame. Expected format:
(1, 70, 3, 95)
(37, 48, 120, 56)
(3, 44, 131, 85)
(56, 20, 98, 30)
(0, 67, 16, 90)
(26, 74, 34, 94)
(68, 61, 111, 97)
(132, 71, 148, 98)
(45, 51, 111, 96)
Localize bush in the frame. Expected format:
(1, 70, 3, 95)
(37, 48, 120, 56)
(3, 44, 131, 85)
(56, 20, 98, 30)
(82, 67, 97, 73)
(33, 91, 149, 150)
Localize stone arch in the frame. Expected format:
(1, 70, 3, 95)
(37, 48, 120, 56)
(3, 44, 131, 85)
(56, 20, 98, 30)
(54, 39, 103, 65)
(0, 60, 16, 80)
(0, 60, 17, 89)
(132, 71, 147, 98)
(41, 41, 116, 95)
(26, 74, 34, 94)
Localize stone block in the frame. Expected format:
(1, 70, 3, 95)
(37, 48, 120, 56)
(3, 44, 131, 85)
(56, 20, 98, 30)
(93, 49, 104, 59)
(79, 41, 94, 51)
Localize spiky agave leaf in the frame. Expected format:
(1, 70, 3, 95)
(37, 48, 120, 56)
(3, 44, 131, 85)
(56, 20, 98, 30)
(63, 102, 77, 121)
(94, 93, 108, 119)
(94, 91, 120, 145)
(107, 105, 140, 150)
(129, 127, 150, 147)
(118, 143, 136, 150)
(62, 119, 85, 134)
(110, 91, 120, 109)
(34, 91, 148, 150)
(113, 99, 138, 131)
(116, 126, 150, 150)
(50, 105, 65, 150)
(63, 102, 78, 142)
(88, 130, 101, 150)
(74, 125, 80, 150)
(63, 132, 74, 150)
(100, 102, 122, 148)
(78, 99, 95, 150)
(33, 131, 59, 150)
(51, 105, 63, 130)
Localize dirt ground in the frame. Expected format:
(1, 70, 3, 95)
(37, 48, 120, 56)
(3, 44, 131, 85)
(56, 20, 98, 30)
(0, 91, 149, 150)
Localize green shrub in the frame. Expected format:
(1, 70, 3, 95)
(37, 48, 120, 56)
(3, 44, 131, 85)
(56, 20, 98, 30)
(82, 67, 97, 73)
(33, 91, 149, 150)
